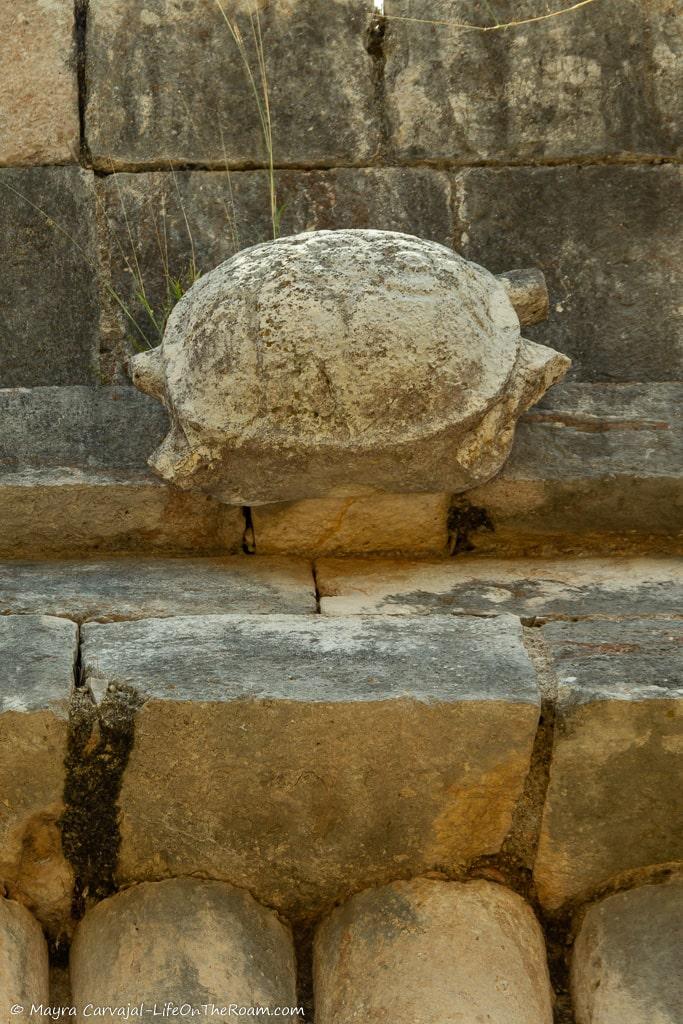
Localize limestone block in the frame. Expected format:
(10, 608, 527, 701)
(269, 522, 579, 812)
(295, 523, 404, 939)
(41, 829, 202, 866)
(0, 0, 79, 166)
(0, 557, 315, 621)
(81, 614, 540, 917)
(0, 616, 77, 934)
(314, 878, 553, 1024)
(0, 898, 50, 1013)
(97, 168, 453, 357)
(70, 879, 297, 1019)
(253, 493, 451, 556)
(130, 230, 568, 504)
(465, 383, 682, 555)
(533, 620, 683, 910)
(317, 556, 682, 619)
(454, 164, 683, 381)
(0, 168, 100, 387)
(0, 387, 244, 557)
(571, 880, 683, 1024)
(86, 0, 379, 169)
(384, 0, 681, 163)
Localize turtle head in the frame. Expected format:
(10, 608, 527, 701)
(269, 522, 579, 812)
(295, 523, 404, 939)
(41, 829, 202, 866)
(128, 346, 166, 405)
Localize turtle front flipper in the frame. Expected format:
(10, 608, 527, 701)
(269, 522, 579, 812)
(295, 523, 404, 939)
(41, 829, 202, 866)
(509, 338, 571, 416)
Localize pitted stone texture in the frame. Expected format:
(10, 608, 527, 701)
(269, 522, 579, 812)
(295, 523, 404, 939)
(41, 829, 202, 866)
(97, 168, 453, 359)
(571, 880, 683, 1024)
(86, 0, 379, 169)
(317, 557, 683, 618)
(253, 493, 450, 556)
(455, 164, 683, 382)
(0, 617, 76, 935)
(533, 619, 683, 910)
(0, 557, 316, 621)
(81, 614, 540, 917)
(314, 878, 553, 1024)
(130, 230, 568, 504)
(0, 1, 79, 166)
(0, 387, 243, 558)
(70, 879, 296, 1020)
(384, 0, 681, 163)
(0, 898, 50, 1013)
(0, 169, 100, 386)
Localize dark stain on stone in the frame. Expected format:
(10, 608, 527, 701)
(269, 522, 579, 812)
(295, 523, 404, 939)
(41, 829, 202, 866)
(60, 683, 144, 920)
(447, 500, 495, 554)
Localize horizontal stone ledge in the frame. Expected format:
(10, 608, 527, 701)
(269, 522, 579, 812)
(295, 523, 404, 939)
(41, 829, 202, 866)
(81, 613, 540, 916)
(533, 618, 683, 912)
(0, 556, 316, 621)
(0, 470, 245, 558)
(1, 382, 679, 556)
(316, 556, 683, 619)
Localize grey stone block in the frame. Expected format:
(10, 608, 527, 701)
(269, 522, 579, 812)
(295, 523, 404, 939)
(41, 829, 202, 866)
(86, 0, 379, 170)
(454, 165, 683, 381)
(97, 168, 452, 356)
(0, 387, 244, 557)
(70, 879, 297, 1017)
(533, 619, 683, 910)
(0, 616, 77, 933)
(0, 0, 79, 166)
(571, 880, 683, 1024)
(81, 613, 540, 917)
(466, 383, 682, 555)
(0, 386, 167, 471)
(0, 556, 316, 621)
(384, 0, 681, 162)
(317, 556, 683, 619)
(0, 168, 100, 386)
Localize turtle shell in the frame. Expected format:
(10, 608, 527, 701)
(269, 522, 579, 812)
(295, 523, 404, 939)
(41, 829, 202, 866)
(131, 230, 569, 504)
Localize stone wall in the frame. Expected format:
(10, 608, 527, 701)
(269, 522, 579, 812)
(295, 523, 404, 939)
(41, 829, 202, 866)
(1, 558, 681, 1019)
(0, 0, 680, 387)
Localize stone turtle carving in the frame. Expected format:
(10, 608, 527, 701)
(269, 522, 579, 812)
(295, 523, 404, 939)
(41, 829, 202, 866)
(130, 230, 570, 504)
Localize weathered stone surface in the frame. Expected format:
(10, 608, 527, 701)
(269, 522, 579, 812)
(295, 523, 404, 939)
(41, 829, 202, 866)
(253, 493, 451, 556)
(0, 1, 79, 166)
(81, 614, 540, 917)
(533, 619, 683, 910)
(86, 0, 379, 169)
(0, 387, 243, 557)
(130, 230, 568, 504)
(70, 879, 297, 1018)
(0, 898, 50, 1010)
(317, 556, 683, 619)
(314, 878, 553, 1024)
(571, 880, 683, 1024)
(97, 168, 453, 361)
(0, 616, 76, 934)
(0, 557, 315, 621)
(455, 164, 683, 381)
(384, 0, 681, 163)
(0, 169, 100, 386)
(465, 383, 682, 555)
(2, 383, 677, 557)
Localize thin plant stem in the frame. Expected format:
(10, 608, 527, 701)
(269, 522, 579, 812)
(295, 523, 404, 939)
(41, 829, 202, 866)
(379, 0, 600, 31)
